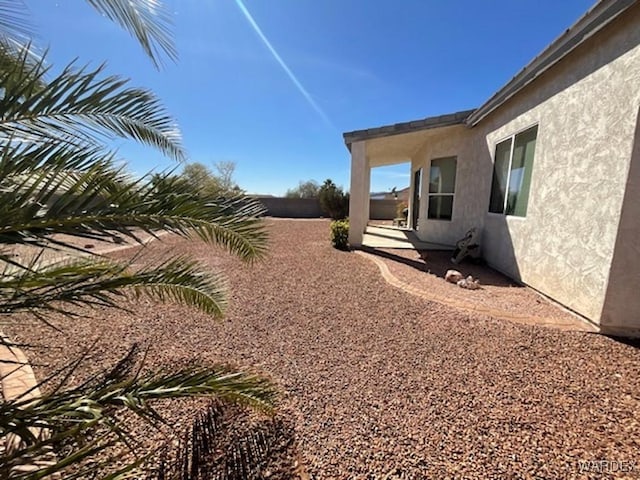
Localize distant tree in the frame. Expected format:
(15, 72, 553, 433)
(214, 160, 242, 193)
(285, 180, 320, 198)
(182, 162, 221, 194)
(154, 161, 242, 198)
(319, 179, 349, 220)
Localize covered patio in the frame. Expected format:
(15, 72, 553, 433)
(343, 110, 475, 249)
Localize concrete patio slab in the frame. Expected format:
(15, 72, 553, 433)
(362, 225, 451, 250)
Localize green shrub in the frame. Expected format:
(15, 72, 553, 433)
(330, 219, 349, 250)
(319, 179, 349, 220)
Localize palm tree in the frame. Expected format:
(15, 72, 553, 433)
(0, 2, 283, 478)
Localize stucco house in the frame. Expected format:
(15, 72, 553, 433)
(343, 0, 640, 337)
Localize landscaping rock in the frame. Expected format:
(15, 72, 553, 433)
(445, 269, 463, 283)
(457, 275, 480, 290)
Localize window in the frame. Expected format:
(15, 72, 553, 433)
(428, 156, 456, 220)
(489, 125, 538, 217)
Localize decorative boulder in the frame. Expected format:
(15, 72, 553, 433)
(457, 275, 481, 290)
(445, 270, 464, 284)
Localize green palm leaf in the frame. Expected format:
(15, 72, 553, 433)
(0, 40, 47, 95)
(3, 367, 275, 435)
(0, 57, 185, 162)
(0, 347, 276, 479)
(85, 0, 176, 69)
(0, 137, 113, 178)
(0, 0, 175, 70)
(0, 255, 228, 318)
(0, 0, 32, 44)
(0, 2, 277, 477)
(0, 153, 268, 261)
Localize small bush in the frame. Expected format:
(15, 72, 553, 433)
(330, 219, 349, 250)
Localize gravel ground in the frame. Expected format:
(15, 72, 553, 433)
(5, 219, 640, 479)
(373, 248, 589, 329)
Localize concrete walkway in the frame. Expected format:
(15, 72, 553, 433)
(362, 225, 451, 250)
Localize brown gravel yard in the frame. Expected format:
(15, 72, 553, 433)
(4, 219, 640, 478)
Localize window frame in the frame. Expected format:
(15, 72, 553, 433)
(488, 124, 538, 217)
(427, 156, 457, 222)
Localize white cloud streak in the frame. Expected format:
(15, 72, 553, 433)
(234, 0, 334, 128)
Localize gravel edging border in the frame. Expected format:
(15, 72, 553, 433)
(354, 250, 599, 333)
(0, 334, 42, 405)
(0, 335, 60, 476)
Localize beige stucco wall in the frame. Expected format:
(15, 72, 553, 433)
(476, 6, 640, 325)
(410, 126, 485, 246)
(600, 108, 640, 336)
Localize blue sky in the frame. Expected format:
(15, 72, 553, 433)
(34, 0, 594, 195)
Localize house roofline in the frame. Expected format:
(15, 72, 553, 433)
(466, 0, 637, 126)
(342, 109, 475, 148)
(342, 0, 638, 145)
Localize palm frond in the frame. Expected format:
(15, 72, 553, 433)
(1, 361, 276, 451)
(155, 401, 296, 480)
(0, 347, 276, 478)
(0, 137, 104, 176)
(0, 57, 185, 161)
(85, 0, 176, 69)
(0, 0, 175, 70)
(0, 39, 46, 94)
(0, 155, 268, 261)
(0, 0, 32, 44)
(0, 255, 228, 318)
(130, 257, 229, 317)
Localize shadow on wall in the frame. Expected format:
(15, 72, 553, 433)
(481, 214, 522, 286)
(600, 106, 640, 334)
(362, 246, 521, 288)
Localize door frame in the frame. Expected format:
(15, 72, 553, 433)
(411, 168, 422, 230)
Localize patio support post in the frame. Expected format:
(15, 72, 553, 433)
(348, 140, 369, 247)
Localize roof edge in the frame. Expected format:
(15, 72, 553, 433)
(343, 108, 475, 146)
(466, 0, 637, 127)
